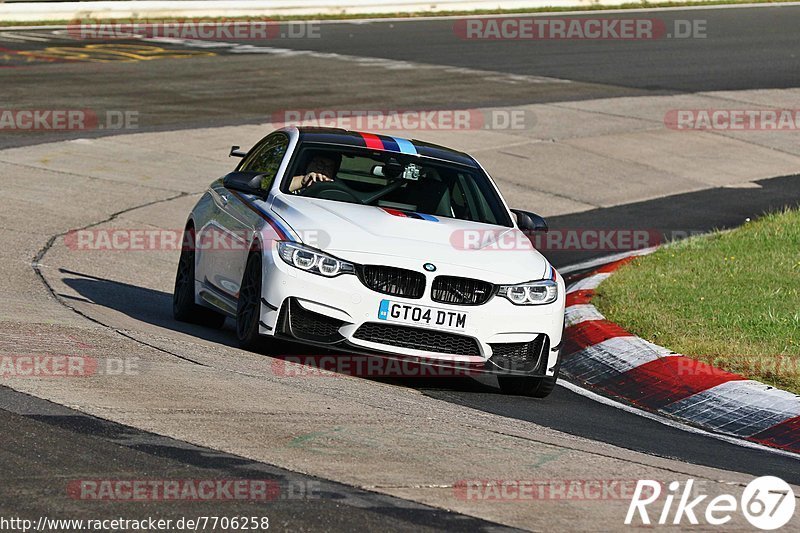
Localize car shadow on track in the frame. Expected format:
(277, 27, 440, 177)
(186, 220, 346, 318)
(58, 268, 239, 348)
(541, 173, 800, 268)
(57, 267, 500, 394)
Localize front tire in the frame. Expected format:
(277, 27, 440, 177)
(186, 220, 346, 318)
(500, 323, 564, 398)
(173, 227, 226, 329)
(236, 251, 264, 350)
(498, 373, 559, 398)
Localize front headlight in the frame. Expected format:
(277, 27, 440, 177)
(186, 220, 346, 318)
(277, 242, 355, 277)
(497, 279, 558, 305)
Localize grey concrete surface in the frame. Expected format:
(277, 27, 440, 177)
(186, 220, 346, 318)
(0, 389, 516, 532)
(267, 4, 800, 93)
(2, 7, 800, 529)
(1, 87, 799, 530)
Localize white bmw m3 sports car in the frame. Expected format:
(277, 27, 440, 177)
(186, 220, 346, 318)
(173, 127, 565, 397)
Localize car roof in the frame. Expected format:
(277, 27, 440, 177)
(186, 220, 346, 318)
(293, 126, 478, 168)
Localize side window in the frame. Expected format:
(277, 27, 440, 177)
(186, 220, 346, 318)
(452, 174, 498, 224)
(450, 177, 469, 217)
(452, 175, 478, 222)
(463, 175, 499, 225)
(241, 133, 289, 191)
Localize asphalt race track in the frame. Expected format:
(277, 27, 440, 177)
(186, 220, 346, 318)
(4, 4, 800, 148)
(1, 3, 800, 530)
(254, 6, 800, 93)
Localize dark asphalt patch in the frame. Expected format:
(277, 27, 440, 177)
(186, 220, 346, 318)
(0, 386, 517, 532)
(262, 6, 800, 93)
(422, 383, 800, 485)
(543, 173, 800, 268)
(0, 28, 645, 149)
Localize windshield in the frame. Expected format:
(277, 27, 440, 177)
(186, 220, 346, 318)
(282, 144, 513, 227)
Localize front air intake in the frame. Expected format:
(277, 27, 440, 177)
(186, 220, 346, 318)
(356, 265, 426, 299)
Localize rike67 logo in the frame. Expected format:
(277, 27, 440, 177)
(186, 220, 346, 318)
(626, 477, 795, 530)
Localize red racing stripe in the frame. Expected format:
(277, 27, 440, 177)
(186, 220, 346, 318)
(382, 208, 409, 218)
(747, 416, 800, 454)
(562, 319, 632, 357)
(594, 357, 745, 410)
(359, 132, 385, 150)
(229, 190, 289, 240)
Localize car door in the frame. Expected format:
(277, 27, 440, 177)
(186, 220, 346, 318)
(196, 181, 246, 300)
(215, 132, 289, 299)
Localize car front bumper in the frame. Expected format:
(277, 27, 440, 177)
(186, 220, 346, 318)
(258, 246, 565, 376)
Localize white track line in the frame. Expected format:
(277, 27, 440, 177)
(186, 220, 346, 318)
(138, 35, 570, 85)
(558, 379, 800, 460)
(559, 247, 658, 276)
(566, 272, 612, 293)
(0, 31, 50, 42)
(660, 380, 800, 436)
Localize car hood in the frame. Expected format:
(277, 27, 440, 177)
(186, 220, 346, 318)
(269, 195, 549, 283)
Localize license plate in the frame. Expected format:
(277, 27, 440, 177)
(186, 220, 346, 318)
(378, 299, 468, 330)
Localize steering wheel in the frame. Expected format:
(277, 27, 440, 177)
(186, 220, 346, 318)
(299, 180, 362, 204)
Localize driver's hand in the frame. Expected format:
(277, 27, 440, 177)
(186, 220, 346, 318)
(302, 172, 333, 188)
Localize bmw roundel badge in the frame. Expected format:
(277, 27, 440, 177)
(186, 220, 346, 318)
(423, 263, 437, 272)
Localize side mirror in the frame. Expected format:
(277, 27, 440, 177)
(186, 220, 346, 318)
(511, 209, 548, 233)
(229, 145, 247, 158)
(222, 171, 267, 197)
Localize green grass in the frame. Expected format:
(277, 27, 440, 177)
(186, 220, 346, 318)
(594, 208, 800, 393)
(1, 0, 797, 27)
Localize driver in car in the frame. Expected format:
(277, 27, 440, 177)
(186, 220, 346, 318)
(289, 154, 339, 193)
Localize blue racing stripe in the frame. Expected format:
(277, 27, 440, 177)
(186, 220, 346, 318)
(233, 191, 296, 242)
(415, 212, 439, 222)
(380, 136, 400, 152)
(391, 136, 417, 155)
(266, 211, 296, 242)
